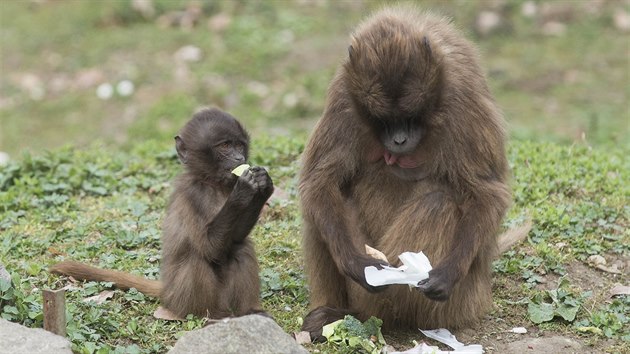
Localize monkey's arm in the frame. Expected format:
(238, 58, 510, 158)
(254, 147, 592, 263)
(300, 109, 389, 292)
(204, 167, 273, 262)
(418, 181, 510, 301)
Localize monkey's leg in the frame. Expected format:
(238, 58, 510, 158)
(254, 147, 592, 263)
(302, 222, 352, 340)
(224, 243, 266, 318)
(161, 259, 230, 319)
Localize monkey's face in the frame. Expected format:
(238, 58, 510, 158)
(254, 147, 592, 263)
(373, 118, 422, 157)
(209, 137, 248, 175)
(176, 109, 250, 184)
(344, 27, 443, 171)
(346, 65, 437, 169)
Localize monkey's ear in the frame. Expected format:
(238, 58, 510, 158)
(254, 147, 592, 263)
(174, 136, 188, 164)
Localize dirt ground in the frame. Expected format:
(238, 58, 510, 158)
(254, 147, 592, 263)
(381, 257, 629, 354)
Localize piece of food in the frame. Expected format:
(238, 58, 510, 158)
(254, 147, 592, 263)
(365, 244, 388, 262)
(322, 315, 385, 354)
(231, 164, 251, 176)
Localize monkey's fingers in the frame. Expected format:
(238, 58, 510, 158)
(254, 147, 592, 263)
(350, 271, 389, 293)
(238, 169, 256, 184)
(372, 260, 390, 270)
(248, 166, 268, 175)
(250, 167, 272, 181)
(364, 256, 390, 270)
(417, 278, 450, 302)
(251, 170, 274, 197)
(348, 257, 391, 293)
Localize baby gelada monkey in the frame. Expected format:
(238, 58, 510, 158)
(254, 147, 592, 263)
(52, 108, 273, 319)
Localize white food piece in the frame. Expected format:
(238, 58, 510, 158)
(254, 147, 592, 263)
(365, 244, 388, 262)
(231, 164, 251, 176)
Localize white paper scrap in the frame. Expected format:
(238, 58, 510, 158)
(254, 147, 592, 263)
(510, 327, 527, 334)
(365, 251, 432, 287)
(420, 328, 483, 354)
(390, 342, 479, 354)
(387, 328, 483, 354)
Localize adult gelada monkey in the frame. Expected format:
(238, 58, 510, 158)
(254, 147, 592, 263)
(299, 7, 530, 337)
(51, 108, 274, 319)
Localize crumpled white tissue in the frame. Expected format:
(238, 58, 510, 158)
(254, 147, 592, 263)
(419, 328, 483, 353)
(364, 251, 432, 287)
(388, 328, 483, 354)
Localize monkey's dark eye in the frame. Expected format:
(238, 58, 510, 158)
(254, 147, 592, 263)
(234, 142, 246, 153)
(217, 142, 230, 150)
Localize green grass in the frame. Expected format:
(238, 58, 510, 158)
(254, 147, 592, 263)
(1, 137, 628, 353)
(1, 0, 629, 353)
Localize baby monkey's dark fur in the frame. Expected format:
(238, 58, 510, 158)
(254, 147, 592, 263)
(52, 108, 273, 319)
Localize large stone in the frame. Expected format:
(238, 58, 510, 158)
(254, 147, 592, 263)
(169, 315, 308, 354)
(0, 319, 72, 354)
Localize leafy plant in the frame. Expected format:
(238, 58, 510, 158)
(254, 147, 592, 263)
(527, 277, 590, 324)
(0, 273, 43, 326)
(322, 315, 386, 354)
(577, 296, 630, 340)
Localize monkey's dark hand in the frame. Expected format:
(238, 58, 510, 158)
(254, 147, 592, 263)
(246, 166, 274, 199)
(416, 266, 457, 301)
(234, 166, 274, 204)
(344, 255, 390, 293)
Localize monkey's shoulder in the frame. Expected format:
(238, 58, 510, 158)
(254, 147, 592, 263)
(165, 181, 227, 221)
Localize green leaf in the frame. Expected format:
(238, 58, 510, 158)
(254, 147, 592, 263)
(0, 279, 11, 292)
(322, 319, 343, 341)
(1, 313, 16, 321)
(556, 303, 579, 322)
(3, 305, 19, 314)
(528, 301, 555, 324)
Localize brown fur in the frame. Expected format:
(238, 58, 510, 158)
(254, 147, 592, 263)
(299, 7, 529, 335)
(51, 108, 272, 319)
(50, 261, 162, 297)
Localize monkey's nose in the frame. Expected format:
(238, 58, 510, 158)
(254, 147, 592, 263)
(394, 137, 407, 145)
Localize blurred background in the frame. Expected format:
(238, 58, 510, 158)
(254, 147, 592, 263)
(1, 0, 628, 159)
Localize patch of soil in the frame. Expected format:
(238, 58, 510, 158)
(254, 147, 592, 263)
(384, 259, 628, 353)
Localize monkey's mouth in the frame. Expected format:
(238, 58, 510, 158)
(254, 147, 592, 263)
(383, 151, 420, 169)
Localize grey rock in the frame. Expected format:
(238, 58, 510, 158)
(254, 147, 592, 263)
(505, 335, 583, 354)
(0, 318, 72, 354)
(169, 315, 308, 354)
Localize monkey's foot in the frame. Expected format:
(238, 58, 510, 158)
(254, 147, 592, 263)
(301, 306, 352, 342)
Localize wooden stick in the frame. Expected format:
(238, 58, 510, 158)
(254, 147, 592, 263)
(43, 289, 66, 337)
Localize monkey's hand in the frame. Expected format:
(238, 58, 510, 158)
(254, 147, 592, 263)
(248, 166, 274, 200)
(234, 166, 274, 204)
(416, 266, 457, 301)
(344, 255, 390, 293)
